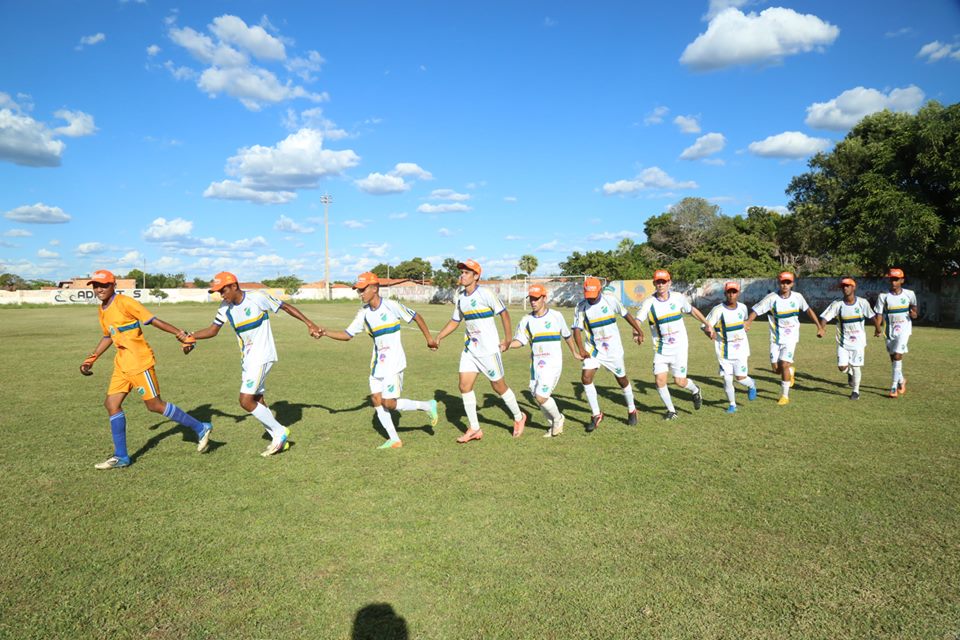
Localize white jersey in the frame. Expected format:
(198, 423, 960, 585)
(572, 293, 629, 359)
(346, 298, 417, 377)
(214, 290, 283, 367)
(751, 291, 810, 345)
(636, 291, 692, 354)
(705, 302, 750, 361)
(514, 308, 571, 372)
(452, 286, 507, 356)
(820, 297, 874, 349)
(874, 289, 916, 339)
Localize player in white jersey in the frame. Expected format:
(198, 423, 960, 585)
(702, 282, 757, 413)
(817, 277, 876, 400)
(873, 267, 918, 398)
(184, 272, 322, 456)
(435, 259, 526, 442)
(572, 277, 646, 431)
(507, 284, 583, 437)
(317, 272, 440, 449)
(635, 269, 713, 420)
(745, 271, 823, 406)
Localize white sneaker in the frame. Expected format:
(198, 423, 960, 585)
(261, 427, 290, 457)
(543, 415, 564, 437)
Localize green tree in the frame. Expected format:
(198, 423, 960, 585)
(261, 275, 304, 295)
(392, 257, 433, 280)
(0, 273, 28, 290)
(370, 263, 391, 278)
(193, 277, 210, 288)
(432, 258, 461, 288)
(517, 254, 538, 277)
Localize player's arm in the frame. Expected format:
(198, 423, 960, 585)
(873, 313, 883, 336)
(410, 312, 438, 350)
(909, 303, 918, 320)
(279, 302, 322, 338)
(564, 334, 584, 360)
(816, 315, 828, 338)
(320, 329, 353, 342)
(189, 323, 223, 340)
(435, 318, 461, 344)
(498, 309, 513, 352)
(572, 328, 591, 358)
(805, 306, 823, 333)
(623, 312, 645, 345)
(745, 309, 758, 331)
(79, 336, 113, 376)
(150, 317, 188, 337)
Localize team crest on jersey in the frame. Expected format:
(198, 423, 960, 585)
(790, 302, 796, 308)
(537, 359, 547, 368)
(381, 313, 387, 321)
(680, 367, 686, 374)
(545, 322, 552, 328)
(246, 380, 254, 388)
(615, 367, 623, 374)
(670, 304, 676, 310)
(602, 306, 608, 313)
(245, 308, 252, 316)
(541, 385, 550, 393)
(136, 386, 145, 396)
(387, 384, 395, 393)
(487, 369, 496, 377)
(108, 326, 116, 335)
(471, 300, 477, 307)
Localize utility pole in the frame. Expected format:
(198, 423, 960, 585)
(320, 193, 333, 300)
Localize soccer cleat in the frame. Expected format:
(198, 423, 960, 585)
(747, 386, 757, 401)
(692, 390, 703, 410)
(377, 438, 403, 449)
(888, 389, 899, 398)
(850, 391, 860, 401)
(586, 412, 604, 433)
(261, 427, 290, 457)
(726, 405, 737, 414)
(777, 396, 790, 406)
(512, 413, 527, 438)
(663, 411, 678, 421)
(428, 399, 439, 428)
(543, 427, 554, 438)
(627, 410, 638, 426)
(897, 378, 906, 396)
(95, 455, 130, 470)
(552, 415, 564, 436)
(789, 367, 795, 388)
(197, 422, 213, 453)
(456, 428, 483, 443)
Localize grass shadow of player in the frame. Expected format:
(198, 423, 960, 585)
(272, 399, 365, 426)
(351, 603, 408, 640)
(130, 424, 213, 462)
(431, 389, 513, 435)
(367, 411, 434, 439)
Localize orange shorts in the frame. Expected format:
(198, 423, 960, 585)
(107, 366, 161, 400)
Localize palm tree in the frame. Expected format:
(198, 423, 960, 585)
(518, 254, 538, 277)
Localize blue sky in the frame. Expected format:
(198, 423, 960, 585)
(1, 0, 958, 282)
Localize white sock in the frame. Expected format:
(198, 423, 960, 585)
(541, 397, 561, 422)
(723, 374, 736, 406)
(621, 384, 636, 412)
(462, 391, 479, 430)
(500, 388, 523, 421)
(375, 406, 400, 441)
(737, 376, 756, 390)
(584, 383, 600, 415)
(251, 403, 285, 439)
(657, 386, 676, 413)
(396, 398, 429, 412)
(781, 381, 790, 398)
(682, 379, 700, 395)
(539, 404, 553, 425)
(852, 367, 862, 393)
(892, 360, 903, 387)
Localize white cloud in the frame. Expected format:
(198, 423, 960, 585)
(681, 7, 839, 71)
(703, 158, 726, 166)
(917, 40, 960, 63)
(117, 250, 144, 267)
(203, 181, 296, 204)
(544, 17, 558, 28)
(147, 44, 161, 56)
(392, 162, 433, 180)
(355, 172, 410, 195)
(3, 229, 31, 237)
(703, 0, 751, 21)
(209, 14, 285, 61)
(76, 33, 106, 50)
(286, 50, 325, 82)
(429, 189, 471, 201)
(343, 220, 366, 229)
(680, 132, 726, 160)
(644, 106, 669, 125)
(49, 239, 59, 246)
(153, 256, 182, 270)
(748, 131, 831, 158)
(602, 167, 698, 195)
(587, 230, 639, 241)
(537, 240, 559, 251)
(274, 215, 315, 234)
(76, 242, 107, 255)
(0, 105, 65, 167)
(53, 110, 97, 137)
(674, 115, 701, 134)
(503, 196, 518, 203)
(885, 27, 915, 38)
(283, 107, 348, 139)
(437, 227, 453, 237)
(37, 248, 59, 259)
(143, 217, 193, 241)
(505, 235, 523, 241)
(360, 242, 389, 257)
(197, 66, 327, 111)
(4, 203, 71, 223)
(805, 85, 925, 130)
(418, 203, 472, 214)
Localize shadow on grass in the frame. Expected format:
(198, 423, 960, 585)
(272, 399, 366, 426)
(130, 424, 208, 463)
(432, 389, 514, 435)
(352, 603, 408, 640)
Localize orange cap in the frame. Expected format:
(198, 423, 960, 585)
(653, 269, 671, 282)
(887, 268, 904, 279)
(87, 269, 116, 285)
(528, 283, 547, 298)
(583, 277, 602, 296)
(208, 271, 239, 293)
(840, 277, 856, 286)
(724, 281, 740, 292)
(778, 271, 795, 283)
(456, 259, 482, 276)
(352, 271, 380, 290)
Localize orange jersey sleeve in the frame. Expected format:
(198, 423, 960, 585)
(98, 294, 157, 374)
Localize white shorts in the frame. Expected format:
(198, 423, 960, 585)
(459, 350, 505, 381)
(769, 343, 797, 364)
(885, 328, 910, 355)
(717, 358, 749, 377)
(369, 371, 404, 399)
(582, 355, 627, 377)
(653, 346, 688, 377)
(837, 346, 865, 368)
(529, 367, 562, 399)
(240, 360, 274, 395)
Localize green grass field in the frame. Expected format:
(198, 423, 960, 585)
(1, 301, 958, 639)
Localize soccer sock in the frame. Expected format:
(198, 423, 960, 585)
(723, 374, 736, 406)
(375, 406, 400, 441)
(737, 376, 756, 390)
(539, 404, 553, 425)
(250, 403, 285, 439)
(541, 397, 562, 422)
(583, 383, 601, 415)
(462, 391, 480, 430)
(657, 386, 676, 413)
(396, 398, 430, 412)
(852, 366, 862, 393)
(893, 360, 903, 387)
(621, 384, 636, 412)
(781, 381, 790, 398)
(500, 388, 523, 421)
(109, 411, 128, 459)
(163, 402, 204, 435)
(682, 379, 700, 396)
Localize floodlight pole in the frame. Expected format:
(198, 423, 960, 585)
(320, 193, 333, 300)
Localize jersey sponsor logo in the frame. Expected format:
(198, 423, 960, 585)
(537, 359, 547, 368)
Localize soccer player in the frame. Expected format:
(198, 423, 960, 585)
(182, 272, 321, 457)
(435, 260, 527, 442)
(702, 281, 757, 413)
(745, 272, 823, 406)
(316, 272, 440, 449)
(817, 277, 876, 400)
(506, 284, 583, 437)
(78, 269, 212, 470)
(873, 268, 918, 398)
(572, 277, 645, 431)
(635, 270, 713, 420)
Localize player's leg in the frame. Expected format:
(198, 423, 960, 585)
(848, 349, 863, 399)
(719, 360, 736, 412)
(457, 354, 483, 442)
(653, 355, 677, 419)
(372, 381, 403, 449)
(138, 369, 212, 452)
(777, 346, 793, 405)
(734, 359, 757, 401)
(239, 363, 288, 456)
(612, 359, 637, 423)
(537, 370, 563, 437)
(487, 353, 525, 435)
(580, 361, 602, 419)
(672, 348, 701, 410)
(97, 374, 131, 468)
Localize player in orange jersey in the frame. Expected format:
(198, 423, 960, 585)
(78, 270, 212, 469)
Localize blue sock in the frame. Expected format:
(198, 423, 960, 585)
(109, 412, 128, 459)
(163, 402, 204, 435)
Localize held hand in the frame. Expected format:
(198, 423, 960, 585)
(426, 339, 439, 351)
(181, 335, 197, 355)
(175, 330, 191, 343)
(500, 340, 510, 353)
(816, 327, 825, 338)
(705, 328, 716, 340)
(307, 323, 323, 339)
(79, 353, 97, 376)
(573, 352, 585, 361)
(632, 331, 644, 345)
(579, 348, 591, 359)
(874, 329, 882, 338)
